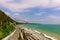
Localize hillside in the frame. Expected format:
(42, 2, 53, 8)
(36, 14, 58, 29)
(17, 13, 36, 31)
(0, 10, 16, 26)
(0, 10, 16, 39)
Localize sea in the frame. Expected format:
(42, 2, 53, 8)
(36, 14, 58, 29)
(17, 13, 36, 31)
(24, 23, 60, 35)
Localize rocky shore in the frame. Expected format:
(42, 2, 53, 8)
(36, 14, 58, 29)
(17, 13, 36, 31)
(2, 25, 56, 40)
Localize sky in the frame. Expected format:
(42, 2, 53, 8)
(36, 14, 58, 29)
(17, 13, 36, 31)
(0, 0, 60, 24)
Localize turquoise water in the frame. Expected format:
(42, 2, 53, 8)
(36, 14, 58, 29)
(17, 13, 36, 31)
(25, 23, 60, 35)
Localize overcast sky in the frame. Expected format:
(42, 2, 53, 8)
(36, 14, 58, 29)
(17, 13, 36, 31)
(0, 0, 60, 24)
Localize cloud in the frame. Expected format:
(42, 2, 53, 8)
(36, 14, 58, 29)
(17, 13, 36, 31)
(12, 14, 31, 22)
(0, 0, 54, 12)
(47, 15, 60, 23)
(0, 0, 60, 12)
(28, 15, 60, 24)
(38, 15, 60, 24)
(14, 13, 20, 16)
(0, 0, 60, 24)
(22, 18, 31, 22)
(35, 13, 42, 16)
(35, 12, 46, 16)
(50, 0, 60, 7)
(0, 0, 32, 12)
(48, 15, 60, 19)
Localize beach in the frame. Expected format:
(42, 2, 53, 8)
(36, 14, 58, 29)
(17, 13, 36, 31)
(2, 25, 56, 40)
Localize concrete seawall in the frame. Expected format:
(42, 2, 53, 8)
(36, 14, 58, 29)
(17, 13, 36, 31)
(2, 26, 56, 40)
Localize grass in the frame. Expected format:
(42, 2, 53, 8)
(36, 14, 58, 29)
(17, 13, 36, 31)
(0, 22, 16, 40)
(0, 31, 3, 39)
(0, 10, 16, 40)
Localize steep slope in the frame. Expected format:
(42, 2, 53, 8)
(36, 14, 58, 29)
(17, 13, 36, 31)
(0, 10, 16, 26)
(0, 10, 16, 39)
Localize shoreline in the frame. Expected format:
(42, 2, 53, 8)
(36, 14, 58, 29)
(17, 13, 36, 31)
(33, 30, 56, 40)
(42, 33, 56, 40)
(24, 25, 60, 40)
(2, 26, 56, 40)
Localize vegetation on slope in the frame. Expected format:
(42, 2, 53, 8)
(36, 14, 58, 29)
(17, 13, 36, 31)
(0, 10, 16, 39)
